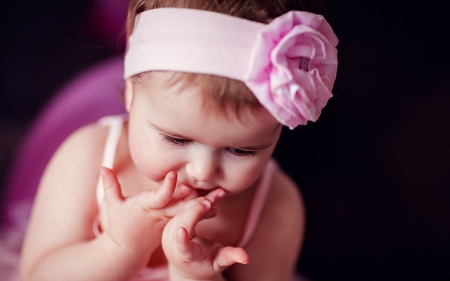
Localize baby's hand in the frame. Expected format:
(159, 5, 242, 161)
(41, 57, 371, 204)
(162, 195, 249, 280)
(100, 167, 197, 257)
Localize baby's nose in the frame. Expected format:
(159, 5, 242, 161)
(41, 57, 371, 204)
(185, 150, 219, 182)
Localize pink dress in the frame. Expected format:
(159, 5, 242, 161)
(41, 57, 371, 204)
(93, 115, 281, 281)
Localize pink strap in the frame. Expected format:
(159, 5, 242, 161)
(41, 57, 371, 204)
(95, 116, 124, 216)
(237, 159, 277, 248)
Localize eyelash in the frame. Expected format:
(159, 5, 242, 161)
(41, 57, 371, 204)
(227, 148, 256, 157)
(161, 135, 192, 146)
(160, 135, 257, 157)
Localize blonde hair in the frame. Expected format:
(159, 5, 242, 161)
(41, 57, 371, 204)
(126, 0, 325, 107)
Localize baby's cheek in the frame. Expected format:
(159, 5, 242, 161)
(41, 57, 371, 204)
(139, 153, 174, 181)
(129, 138, 158, 170)
(245, 163, 267, 184)
(135, 159, 164, 181)
(227, 164, 263, 193)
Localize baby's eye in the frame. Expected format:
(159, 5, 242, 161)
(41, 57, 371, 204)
(161, 135, 192, 146)
(227, 148, 257, 157)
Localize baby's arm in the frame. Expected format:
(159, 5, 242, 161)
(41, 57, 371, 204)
(19, 124, 192, 281)
(162, 196, 249, 281)
(20, 124, 139, 281)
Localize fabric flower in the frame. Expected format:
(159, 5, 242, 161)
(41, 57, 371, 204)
(245, 11, 338, 129)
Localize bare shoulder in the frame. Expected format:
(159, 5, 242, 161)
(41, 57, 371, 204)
(21, 122, 110, 274)
(262, 165, 305, 255)
(53, 122, 110, 159)
(269, 166, 304, 219)
(34, 121, 110, 222)
(37, 123, 110, 190)
(227, 164, 305, 281)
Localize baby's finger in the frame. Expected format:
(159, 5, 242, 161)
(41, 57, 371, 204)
(182, 187, 200, 202)
(177, 199, 212, 237)
(100, 167, 124, 207)
(213, 247, 249, 271)
(202, 207, 217, 220)
(205, 188, 226, 204)
(175, 226, 203, 261)
(175, 184, 198, 200)
(141, 171, 177, 210)
(163, 190, 213, 218)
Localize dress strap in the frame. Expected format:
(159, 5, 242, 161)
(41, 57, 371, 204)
(236, 159, 277, 248)
(95, 116, 124, 211)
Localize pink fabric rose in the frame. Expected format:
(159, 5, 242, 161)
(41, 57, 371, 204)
(245, 11, 339, 129)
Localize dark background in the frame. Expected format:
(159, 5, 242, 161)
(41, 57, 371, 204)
(1, 1, 449, 280)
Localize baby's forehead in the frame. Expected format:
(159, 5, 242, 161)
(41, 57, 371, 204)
(136, 81, 281, 147)
(136, 78, 272, 126)
(134, 71, 260, 109)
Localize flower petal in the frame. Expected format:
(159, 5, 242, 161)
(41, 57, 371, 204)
(245, 11, 338, 129)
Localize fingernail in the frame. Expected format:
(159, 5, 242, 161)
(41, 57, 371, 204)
(169, 171, 177, 180)
(202, 200, 211, 207)
(217, 190, 226, 198)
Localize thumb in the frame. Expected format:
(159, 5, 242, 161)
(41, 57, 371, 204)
(214, 247, 249, 271)
(100, 167, 124, 207)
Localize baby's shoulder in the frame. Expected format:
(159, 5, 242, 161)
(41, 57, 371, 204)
(261, 166, 305, 233)
(59, 122, 109, 153)
(37, 122, 115, 206)
(229, 166, 304, 279)
(48, 122, 112, 171)
(268, 167, 303, 212)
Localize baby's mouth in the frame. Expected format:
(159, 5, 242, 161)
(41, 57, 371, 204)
(196, 189, 211, 197)
(180, 183, 214, 197)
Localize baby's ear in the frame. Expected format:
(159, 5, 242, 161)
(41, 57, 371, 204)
(124, 78, 134, 112)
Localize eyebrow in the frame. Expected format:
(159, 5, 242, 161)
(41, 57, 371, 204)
(149, 120, 280, 151)
(149, 120, 200, 143)
(234, 142, 274, 151)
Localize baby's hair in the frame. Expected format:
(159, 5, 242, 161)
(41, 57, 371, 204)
(126, 0, 326, 108)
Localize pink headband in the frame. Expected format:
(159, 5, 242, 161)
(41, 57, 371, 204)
(124, 8, 338, 129)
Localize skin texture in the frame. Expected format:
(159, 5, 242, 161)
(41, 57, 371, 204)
(20, 76, 305, 281)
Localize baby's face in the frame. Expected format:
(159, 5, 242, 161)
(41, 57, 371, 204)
(127, 79, 282, 195)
